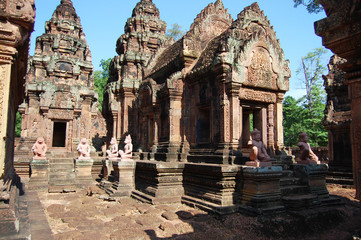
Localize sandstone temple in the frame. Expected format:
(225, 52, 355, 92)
(1, 0, 361, 238)
(17, 0, 106, 153)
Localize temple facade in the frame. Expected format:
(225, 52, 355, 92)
(104, 0, 290, 163)
(18, 0, 106, 153)
(323, 55, 353, 175)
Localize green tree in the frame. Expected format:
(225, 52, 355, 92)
(15, 111, 22, 137)
(283, 96, 307, 146)
(283, 48, 328, 147)
(293, 0, 323, 13)
(166, 23, 184, 41)
(94, 58, 111, 112)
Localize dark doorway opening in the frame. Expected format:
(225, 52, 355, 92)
(197, 108, 211, 144)
(52, 122, 67, 147)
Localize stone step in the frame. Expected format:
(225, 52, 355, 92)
(49, 158, 74, 164)
(48, 185, 76, 193)
(282, 194, 318, 210)
(327, 171, 353, 177)
(282, 170, 294, 178)
(280, 177, 301, 186)
(280, 185, 309, 196)
(326, 178, 354, 186)
(48, 179, 76, 186)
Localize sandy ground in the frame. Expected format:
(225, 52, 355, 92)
(37, 185, 360, 240)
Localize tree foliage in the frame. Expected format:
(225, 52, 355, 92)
(293, 0, 323, 13)
(15, 112, 22, 137)
(166, 23, 185, 41)
(283, 48, 328, 147)
(94, 58, 111, 112)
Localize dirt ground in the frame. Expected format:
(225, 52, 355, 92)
(37, 185, 361, 240)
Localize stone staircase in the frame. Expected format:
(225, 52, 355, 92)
(326, 166, 354, 188)
(280, 170, 319, 210)
(48, 157, 76, 193)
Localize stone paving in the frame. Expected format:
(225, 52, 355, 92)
(32, 186, 360, 240)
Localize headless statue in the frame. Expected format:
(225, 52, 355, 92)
(77, 138, 91, 159)
(32, 137, 47, 159)
(119, 134, 133, 160)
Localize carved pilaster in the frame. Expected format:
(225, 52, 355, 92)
(227, 82, 241, 150)
(275, 93, 285, 149)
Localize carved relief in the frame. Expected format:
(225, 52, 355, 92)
(0, 65, 6, 131)
(246, 47, 275, 89)
(239, 88, 277, 103)
(48, 109, 74, 120)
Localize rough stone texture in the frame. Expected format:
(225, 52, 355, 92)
(104, 1, 290, 160)
(35, 186, 360, 240)
(182, 163, 240, 214)
(0, 0, 35, 239)
(74, 158, 94, 188)
(29, 159, 49, 190)
(106, 160, 135, 197)
(322, 55, 353, 186)
(240, 166, 284, 214)
(315, 0, 361, 200)
(15, 0, 106, 161)
(102, 0, 291, 212)
(132, 161, 184, 204)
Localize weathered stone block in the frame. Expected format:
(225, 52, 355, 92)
(132, 161, 184, 204)
(108, 160, 136, 197)
(240, 166, 284, 214)
(182, 163, 240, 214)
(29, 159, 49, 190)
(75, 158, 94, 188)
(292, 164, 329, 200)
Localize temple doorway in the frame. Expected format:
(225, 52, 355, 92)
(241, 106, 267, 148)
(52, 122, 67, 147)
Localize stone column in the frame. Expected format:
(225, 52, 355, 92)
(152, 109, 160, 152)
(275, 93, 284, 149)
(167, 90, 182, 162)
(0, 63, 12, 177)
(267, 104, 275, 151)
(228, 83, 241, 150)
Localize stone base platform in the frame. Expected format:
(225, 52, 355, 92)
(74, 158, 94, 188)
(106, 160, 135, 197)
(240, 166, 284, 214)
(131, 161, 184, 204)
(182, 163, 240, 215)
(29, 158, 49, 191)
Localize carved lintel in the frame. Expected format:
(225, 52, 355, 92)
(239, 88, 277, 103)
(48, 109, 74, 120)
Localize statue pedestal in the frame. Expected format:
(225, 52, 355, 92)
(131, 161, 184, 204)
(29, 158, 49, 190)
(240, 166, 284, 214)
(182, 163, 240, 215)
(75, 158, 94, 188)
(245, 161, 272, 167)
(106, 160, 136, 197)
(292, 164, 329, 200)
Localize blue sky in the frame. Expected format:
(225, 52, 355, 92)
(30, 0, 332, 99)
